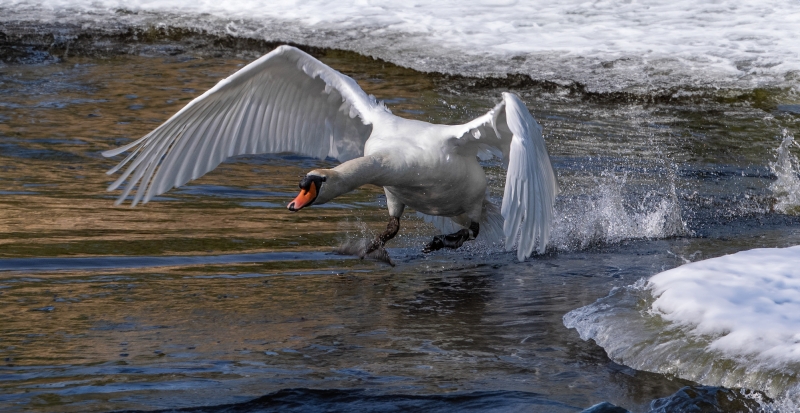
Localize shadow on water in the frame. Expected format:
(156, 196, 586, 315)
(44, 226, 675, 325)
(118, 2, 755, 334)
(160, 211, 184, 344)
(118, 388, 578, 413)
(112, 386, 764, 413)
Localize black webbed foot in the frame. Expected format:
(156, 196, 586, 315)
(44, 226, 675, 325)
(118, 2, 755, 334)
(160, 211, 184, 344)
(364, 246, 395, 266)
(422, 228, 473, 253)
(422, 235, 445, 253)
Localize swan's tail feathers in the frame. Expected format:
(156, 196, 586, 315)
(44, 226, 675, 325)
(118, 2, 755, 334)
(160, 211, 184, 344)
(417, 213, 463, 236)
(479, 200, 505, 246)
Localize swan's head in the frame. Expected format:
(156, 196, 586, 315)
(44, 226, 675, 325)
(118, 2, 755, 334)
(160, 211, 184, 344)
(287, 174, 326, 211)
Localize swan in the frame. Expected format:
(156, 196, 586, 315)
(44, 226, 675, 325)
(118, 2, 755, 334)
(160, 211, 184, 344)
(102, 45, 558, 261)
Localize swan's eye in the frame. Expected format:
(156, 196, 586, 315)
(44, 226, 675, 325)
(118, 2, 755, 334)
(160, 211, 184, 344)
(298, 175, 326, 190)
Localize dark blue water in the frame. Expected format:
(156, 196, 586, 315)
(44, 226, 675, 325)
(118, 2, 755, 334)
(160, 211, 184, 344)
(109, 386, 759, 412)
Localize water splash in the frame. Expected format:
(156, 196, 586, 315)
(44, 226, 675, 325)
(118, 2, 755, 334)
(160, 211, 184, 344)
(334, 238, 394, 266)
(550, 171, 688, 251)
(769, 130, 800, 214)
(415, 166, 689, 255)
(333, 219, 395, 265)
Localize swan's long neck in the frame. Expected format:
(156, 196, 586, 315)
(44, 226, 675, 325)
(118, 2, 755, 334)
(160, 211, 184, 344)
(311, 155, 386, 205)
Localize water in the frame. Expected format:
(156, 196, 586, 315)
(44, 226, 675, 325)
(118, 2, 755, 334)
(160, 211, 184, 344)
(1, 14, 800, 413)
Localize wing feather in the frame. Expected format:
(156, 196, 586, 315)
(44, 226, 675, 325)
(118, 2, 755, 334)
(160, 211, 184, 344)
(448, 92, 558, 261)
(103, 45, 385, 205)
(227, 83, 258, 156)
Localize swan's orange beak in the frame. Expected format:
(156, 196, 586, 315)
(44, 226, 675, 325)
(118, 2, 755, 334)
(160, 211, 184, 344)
(287, 185, 317, 212)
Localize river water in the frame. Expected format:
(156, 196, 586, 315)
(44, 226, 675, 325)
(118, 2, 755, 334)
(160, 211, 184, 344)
(1, 24, 800, 412)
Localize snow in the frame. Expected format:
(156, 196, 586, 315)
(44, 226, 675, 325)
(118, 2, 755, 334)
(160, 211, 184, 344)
(3, 0, 800, 92)
(649, 245, 800, 366)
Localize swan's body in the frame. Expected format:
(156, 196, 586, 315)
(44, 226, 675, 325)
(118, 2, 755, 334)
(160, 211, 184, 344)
(103, 45, 558, 261)
(326, 118, 488, 218)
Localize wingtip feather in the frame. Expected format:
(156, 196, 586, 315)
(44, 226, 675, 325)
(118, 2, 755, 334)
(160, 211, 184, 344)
(102, 44, 374, 207)
(499, 92, 557, 262)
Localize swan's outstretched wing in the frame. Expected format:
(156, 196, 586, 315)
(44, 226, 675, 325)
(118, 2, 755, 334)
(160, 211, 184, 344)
(103, 45, 388, 206)
(447, 92, 558, 261)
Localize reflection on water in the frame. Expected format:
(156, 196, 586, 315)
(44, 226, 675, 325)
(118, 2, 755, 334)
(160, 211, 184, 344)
(0, 249, 690, 412)
(0, 47, 799, 412)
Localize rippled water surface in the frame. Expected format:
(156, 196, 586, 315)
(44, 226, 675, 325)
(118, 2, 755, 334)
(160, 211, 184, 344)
(1, 46, 800, 412)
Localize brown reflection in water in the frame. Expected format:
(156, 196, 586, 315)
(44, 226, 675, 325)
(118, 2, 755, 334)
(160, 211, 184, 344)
(2, 264, 379, 367)
(0, 267, 490, 404)
(0, 252, 702, 412)
(0, 53, 448, 258)
(0, 262, 505, 407)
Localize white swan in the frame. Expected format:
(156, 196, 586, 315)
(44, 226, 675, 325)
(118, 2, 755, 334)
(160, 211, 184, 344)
(102, 45, 558, 261)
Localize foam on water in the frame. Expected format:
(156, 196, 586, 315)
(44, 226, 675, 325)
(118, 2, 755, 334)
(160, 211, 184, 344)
(3, 0, 800, 93)
(564, 246, 800, 403)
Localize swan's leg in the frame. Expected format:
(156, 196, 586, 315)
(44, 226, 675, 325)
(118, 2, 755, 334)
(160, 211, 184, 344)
(365, 216, 400, 255)
(423, 222, 480, 253)
(364, 189, 405, 256)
